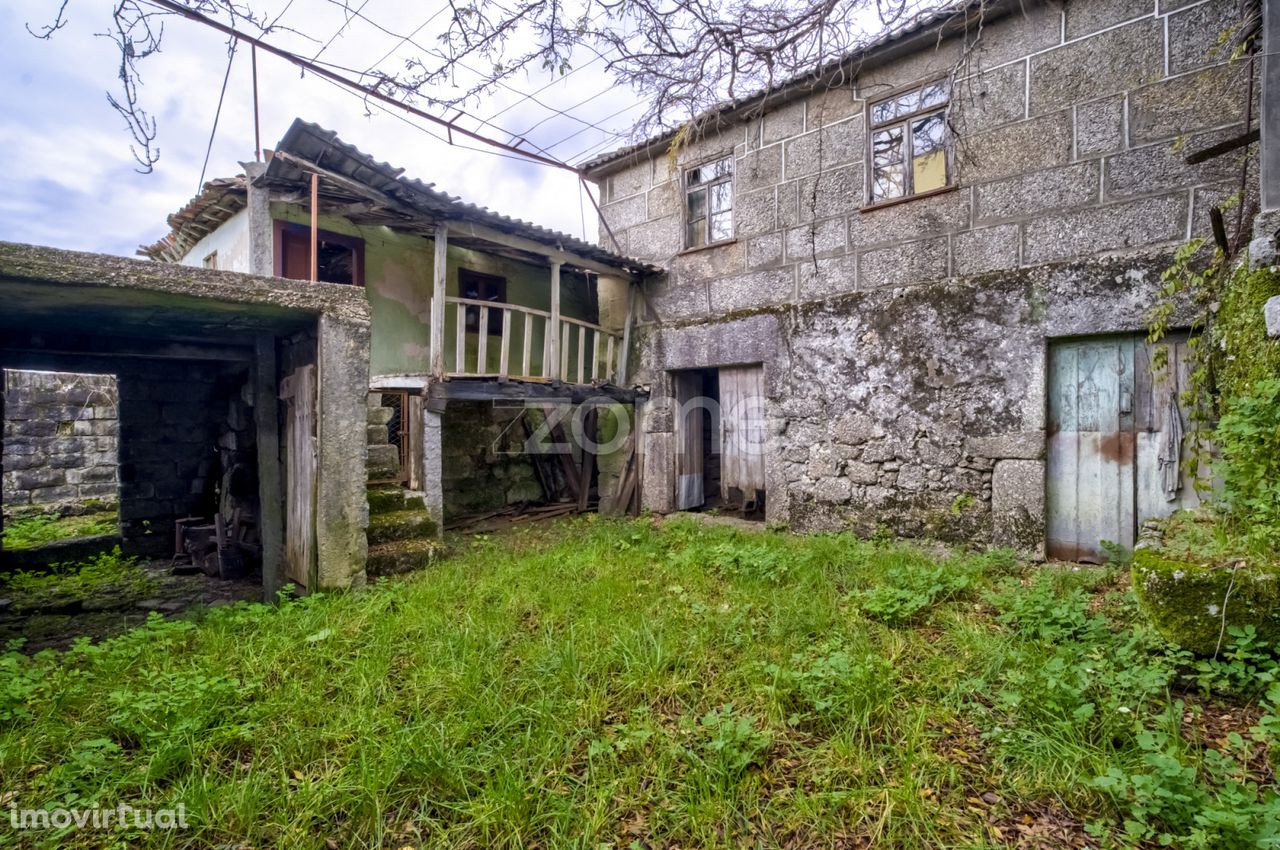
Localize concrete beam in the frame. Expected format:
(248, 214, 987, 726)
(242, 161, 274, 277)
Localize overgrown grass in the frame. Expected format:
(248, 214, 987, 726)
(1, 548, 156, 614)
(1, 517, 1277, 849)
(1, 511, 118, 551)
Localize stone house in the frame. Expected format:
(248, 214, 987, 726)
(581, 0, 1271, 560)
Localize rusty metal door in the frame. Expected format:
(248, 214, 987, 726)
(1048, 334, 1200, 562)
(672, 370, 705, 510)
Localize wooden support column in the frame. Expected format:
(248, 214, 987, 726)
(549, 261, 562, 383)
(618, 283, 637, 387)
(253, 335, 284, 600)
(309, 172, 319, 282)
(431, 225, 448, 379)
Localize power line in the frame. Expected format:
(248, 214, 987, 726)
(311, 0, 373, 62)
(197, 39, 238, 191)
(139, 0, 583, 174)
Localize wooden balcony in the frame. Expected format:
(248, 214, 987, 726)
(443, 296, 623, 385)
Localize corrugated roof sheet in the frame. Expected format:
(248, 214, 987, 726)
(577, 0, 978, 173)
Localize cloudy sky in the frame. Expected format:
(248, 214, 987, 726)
(0, 0, 643, 258)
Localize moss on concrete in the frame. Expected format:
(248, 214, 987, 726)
(1131, 547, 1280, 655)
(367, 510, 439, 546)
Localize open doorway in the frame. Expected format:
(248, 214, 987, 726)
(671, 365, 766, 520)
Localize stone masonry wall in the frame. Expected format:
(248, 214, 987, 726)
(441, 403, 545, 519)
(2, 370, 119, 508)
(594, 0, 1257, 552)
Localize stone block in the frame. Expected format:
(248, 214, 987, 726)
(860, 37, 962, 95)
(807, 85, 861, 127)
(1104, 127, 1243, 200)
(782, 118, 863, 180)
(846, 461, 880, 484)
(1065, 0, 1153, 40)
(953, 224, 1021, 276)
(1029, 19, 1162, 116)
(815, 476, 852, 503)
(1266, 296, 1280, 339)
(640, 430, 675, 513)
(957, 111, 1073, 184)
(964, 433, 1044, 460)
(967, 1, 1063, 68)
(833, 412, 883, 444)
(974, 161, 1100, 223)
(951, 62, 1027, 135)
(1023, 193, 1188, 265)
(849, 187, 970, 249)
(1076, 95, 1124, 157)
(746, 232, 784, 269)
(736, 143, 783, 193)
(897, 464, 927, 491)
(29, 485, 78, 504)
(607, 161, 651, 201)
(796, 255, 859, 301)
(708, 268, 795, 313)
(1128, 62, 1249, 145)
(673, 240, 746, 281)
(859, 236, 949, 288)
(992, 459, 1044, 557)
(807, 444, 838, 478)
(736, 187, 779, 238)
(646, 181, 680, 219)
(1168, 0, 1239, 75)
(785, 218, 847, 261)
(601, 192, 648, 231)
(762, 99, 806, 145)
(647, 278, 708, 321)
(627, 214, 684, 261)
(793, 164, 864, 223)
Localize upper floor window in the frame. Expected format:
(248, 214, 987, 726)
(274, 221, 364, 285)
(868, 80, 950, 204)
(202, 251, 218, 270)
(685, 157, 733, 248)
(458, 268, 506, 336)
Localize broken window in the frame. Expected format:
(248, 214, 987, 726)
(868, 80, 950, 204)
(458, 268, 507, 335)
(684, 156, 734, 248)
(274, 222, 364, 285)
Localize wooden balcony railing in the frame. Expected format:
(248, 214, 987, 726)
(443, 296, 623, 385)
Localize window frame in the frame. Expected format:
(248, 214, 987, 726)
(682, 155, 736, 250)
(273, 220, 366, 286)
(457, 268, 508, 336)
(863, 78, 954, 210)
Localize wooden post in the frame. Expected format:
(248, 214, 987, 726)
(549, 261, 562, 383)
(309, 172, 319, 282)
(253, 335, 284, 600)
(430, 224, 448, 379)
(618, 283, 637, 387)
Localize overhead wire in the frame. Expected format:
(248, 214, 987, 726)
(197, 38, 238, 191)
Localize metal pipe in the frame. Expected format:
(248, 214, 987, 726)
(251, 44, 261, 162)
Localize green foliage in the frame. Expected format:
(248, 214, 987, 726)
(856, 558, 973, 624)
(693, 704, 771, 785)
(0, 511, 118, 550)
(1216, 378, 1280, 552)
(1, 547, 156, 612)
(1186, 625, 1279, 699)
(1091, 723, 1280, 849)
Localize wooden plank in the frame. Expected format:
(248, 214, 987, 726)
(477, 306, 489, 374)
(549, 418, 582, 502)
(549, 261, 562, 382)
(672, 371, 705, 509)
(577, 324, 586, 384)
(605, 335, 615, 383)
(442, 218, 638, 277)
(455, 302, 466, 376)
(430, 378, 639, 404)
(280, 363, 316, 589)
(560, 322, 570, 382)
(499, 309, 512, 379)
(618, 284, 636, 386)
(720, 365, 766, 495)
(253, 335, 284, 600)
(519, 312, 529, 378)
(577, 407, 598, 512)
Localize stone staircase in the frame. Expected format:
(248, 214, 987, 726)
(365, 396, 443, 577)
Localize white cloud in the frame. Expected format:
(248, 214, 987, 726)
(0, 0, 638, 258)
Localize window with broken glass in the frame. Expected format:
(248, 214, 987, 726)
(868, 80, 950, 204)
(684, 157, 734, 248)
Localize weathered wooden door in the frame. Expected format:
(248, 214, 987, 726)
(280, 364, 317, 588)
(672, 370, 705, 510)
(1048, 335, 1200, 562)
(719, 365, 766, 499)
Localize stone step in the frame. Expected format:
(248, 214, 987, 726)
(367, 485, 430, 516)
(367, 423, 390, 446)
(367, 444, 401, 480)
(368, 509, 438, 545)
(367, 538, 444, 578)
(368, 406, 394, 426)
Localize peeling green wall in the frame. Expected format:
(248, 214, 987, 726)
(273, 204, 597, 378)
